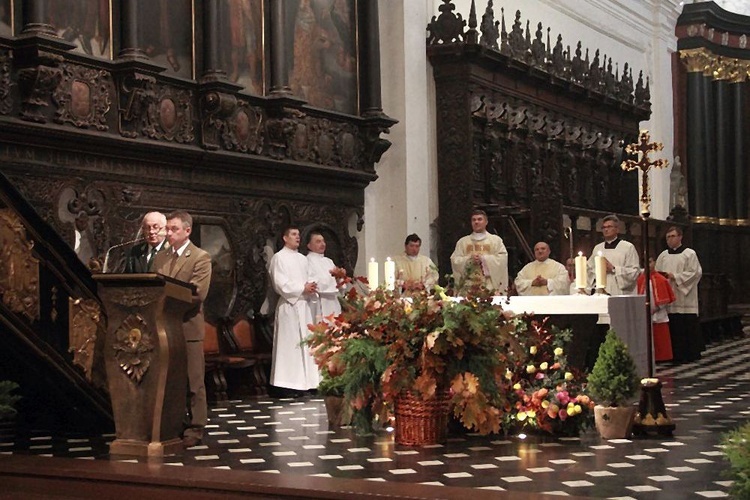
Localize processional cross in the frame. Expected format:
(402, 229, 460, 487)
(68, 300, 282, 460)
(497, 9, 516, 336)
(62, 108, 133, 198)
(621, 130, 675, 436)
(621, 130, 669, 216)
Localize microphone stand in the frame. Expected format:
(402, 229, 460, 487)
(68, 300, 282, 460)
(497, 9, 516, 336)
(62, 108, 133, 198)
(103, 237, 145, 273)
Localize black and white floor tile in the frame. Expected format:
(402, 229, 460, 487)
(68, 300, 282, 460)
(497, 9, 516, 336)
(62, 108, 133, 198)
(2, 333, 749, 499)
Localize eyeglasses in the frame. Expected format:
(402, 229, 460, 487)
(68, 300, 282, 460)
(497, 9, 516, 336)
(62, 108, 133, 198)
(602, 225, 616, 229)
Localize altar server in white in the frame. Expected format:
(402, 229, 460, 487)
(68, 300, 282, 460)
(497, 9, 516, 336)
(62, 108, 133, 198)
(451, 210, 508, 293)
(587, 214, 640, 295)
(515, 241, 570, 296)
(306, 231, 342, 322)
(269, 226, 320, 392)
(655, 225, 703, 362)
(393, 233, 439, 290)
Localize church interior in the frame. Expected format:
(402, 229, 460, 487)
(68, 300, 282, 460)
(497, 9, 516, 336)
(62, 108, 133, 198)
(1, 0, 749, 497)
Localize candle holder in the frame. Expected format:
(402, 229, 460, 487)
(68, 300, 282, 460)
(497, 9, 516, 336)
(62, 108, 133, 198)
(594, 287, 608, 296)
(577, 287, 588, 295)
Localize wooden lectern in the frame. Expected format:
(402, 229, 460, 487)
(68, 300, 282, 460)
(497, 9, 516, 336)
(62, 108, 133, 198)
(94, 273, 195, 457)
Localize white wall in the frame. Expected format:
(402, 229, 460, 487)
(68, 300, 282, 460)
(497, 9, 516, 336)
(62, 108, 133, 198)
(360, 0, 682, 275)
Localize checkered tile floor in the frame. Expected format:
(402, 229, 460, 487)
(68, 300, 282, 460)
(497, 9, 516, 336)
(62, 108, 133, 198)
(2, 333, 749, 499)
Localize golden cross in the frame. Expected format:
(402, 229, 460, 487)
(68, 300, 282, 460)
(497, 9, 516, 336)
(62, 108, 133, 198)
(621, 130, 669, 216)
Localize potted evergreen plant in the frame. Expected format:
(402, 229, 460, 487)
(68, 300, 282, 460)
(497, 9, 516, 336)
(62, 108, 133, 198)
(0, 380, 21, 438)
(587, 330, 640, 439)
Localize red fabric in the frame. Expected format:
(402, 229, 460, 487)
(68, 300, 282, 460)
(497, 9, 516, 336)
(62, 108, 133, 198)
(652, 322, 673, 361)
(637, 271, 675, 307)
(638, 272, 675, 361)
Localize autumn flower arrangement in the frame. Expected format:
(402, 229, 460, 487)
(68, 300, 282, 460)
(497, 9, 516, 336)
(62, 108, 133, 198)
(306, 280, 522, 435)
(503, 317, 594, 435)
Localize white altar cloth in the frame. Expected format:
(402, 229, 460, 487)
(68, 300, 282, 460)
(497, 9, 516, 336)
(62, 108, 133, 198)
(496, 295, 649, 377)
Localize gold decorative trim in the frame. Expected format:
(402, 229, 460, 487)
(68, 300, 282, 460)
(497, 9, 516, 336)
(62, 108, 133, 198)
(69, 298, 102, 382)
(735, 219, 750, 227)
(679, 48, 711, 74)
(0, 209, 40, 321)
(719, 218, 733, 226)
(692, 216, 712, 224)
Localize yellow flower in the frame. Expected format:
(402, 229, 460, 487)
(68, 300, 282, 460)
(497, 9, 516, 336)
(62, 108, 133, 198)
(530, 346, 538, 355)
(517, 411, 527, 421)
(526, 365, 536, 374)
(574, 404, 582, 414)
(527, 410, 536, 419)
(539, 362, 548, 371)
(513, 382, 522, 391)
(564, 372, 574, 381)
(505, 369, 513, 380)
(554, 347, 564, 356)
(404, 302, 413, 314)
(541, 400, 550, 409)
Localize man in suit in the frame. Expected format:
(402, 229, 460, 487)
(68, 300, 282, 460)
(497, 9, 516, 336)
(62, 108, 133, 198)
(124, 211, 168, 273)
(152, 210, 212, 448)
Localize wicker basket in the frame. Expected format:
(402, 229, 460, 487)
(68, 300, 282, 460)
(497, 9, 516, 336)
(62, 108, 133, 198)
(394, 391, 451, 446)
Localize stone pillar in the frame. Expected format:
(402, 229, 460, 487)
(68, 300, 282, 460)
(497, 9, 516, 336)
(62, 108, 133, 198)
(713, 75, 732, 224)
(119, 0, 147, 59)
(268, 0, 291, 95)
(358, 0, 384, 117)
(702, 67, 718, 224)
(21, 0, 56, 36)
(731, 72, 748, 225)
(201, 0, 226, 82)
(680, 49, 709, 222)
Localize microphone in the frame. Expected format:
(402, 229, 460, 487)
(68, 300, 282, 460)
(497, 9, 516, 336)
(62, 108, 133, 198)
(103, 236, 146, 273)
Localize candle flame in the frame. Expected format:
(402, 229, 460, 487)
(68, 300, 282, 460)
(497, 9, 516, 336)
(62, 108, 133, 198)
(578, 251, 582, 256)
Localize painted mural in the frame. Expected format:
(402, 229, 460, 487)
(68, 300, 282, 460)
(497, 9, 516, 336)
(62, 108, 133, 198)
(47, 0, 111, 59)
(219, 0, 264, 95)
(138, 0, 193, 78)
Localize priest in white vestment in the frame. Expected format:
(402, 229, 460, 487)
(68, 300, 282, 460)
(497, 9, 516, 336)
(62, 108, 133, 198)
(306, 231, 342, 322)
(514, 241, 570, 296)
(655, 225, 703, 362)
(269, 226, 320, 391)
(587, 215, 640, 295)
(393, 233, 439, 290)
(451, 210, 509, 293)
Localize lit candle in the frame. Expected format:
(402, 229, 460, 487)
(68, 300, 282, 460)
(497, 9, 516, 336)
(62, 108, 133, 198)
(384, 257, 396, 291)
(575, 252, 587, 289)
(368, 258, 379, 289)
(595, 251, 607, 290)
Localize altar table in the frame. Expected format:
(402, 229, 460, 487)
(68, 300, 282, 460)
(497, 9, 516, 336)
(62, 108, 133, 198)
(497, 295, 648, 377)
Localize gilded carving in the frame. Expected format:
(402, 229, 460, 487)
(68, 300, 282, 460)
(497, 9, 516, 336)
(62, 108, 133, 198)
(0, 48, 12, 115)
(117, 72, 157, 139)
(679, 48, 711, 74)
(53, 63, 112, 130)
(0, 209, 40, 321)
(69, 298, 102, 381)
(113, 314, 154, 384)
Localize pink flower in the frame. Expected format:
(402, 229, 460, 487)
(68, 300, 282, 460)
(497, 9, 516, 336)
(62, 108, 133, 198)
(556, 391, 570, 405)
(558, 409, 568, 421)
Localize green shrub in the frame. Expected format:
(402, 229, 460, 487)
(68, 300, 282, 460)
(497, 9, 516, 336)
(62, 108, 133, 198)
(587, 330, 639, 407)
(721, 422, 750, 499)
(0, 380, 21, 420)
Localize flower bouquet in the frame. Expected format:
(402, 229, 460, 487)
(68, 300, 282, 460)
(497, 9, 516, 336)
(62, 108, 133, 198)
(503, 318, 594, 436)
(307, 279, 522, 437)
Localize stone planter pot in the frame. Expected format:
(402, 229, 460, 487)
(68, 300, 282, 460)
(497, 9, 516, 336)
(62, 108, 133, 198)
(594, 405, 636, 439)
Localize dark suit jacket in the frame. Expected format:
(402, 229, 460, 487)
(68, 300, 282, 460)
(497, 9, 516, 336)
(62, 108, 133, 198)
(153, 241, 212, 341)
(124, 241, 168, 273)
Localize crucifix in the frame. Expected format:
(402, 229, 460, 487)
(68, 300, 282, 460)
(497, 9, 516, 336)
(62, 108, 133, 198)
(621, 129, 674, 436)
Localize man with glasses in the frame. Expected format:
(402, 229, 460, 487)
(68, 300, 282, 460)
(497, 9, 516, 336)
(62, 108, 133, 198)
(655, 226, 703, 363)
(587, 214, 640, 295)
(124, 211, 168, 273)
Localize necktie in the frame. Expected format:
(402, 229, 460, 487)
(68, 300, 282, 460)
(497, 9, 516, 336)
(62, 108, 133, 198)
(168, 251, 179, 276)
(147, 246, 158, 270)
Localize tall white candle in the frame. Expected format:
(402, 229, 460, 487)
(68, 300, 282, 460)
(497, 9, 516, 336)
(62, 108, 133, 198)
(384, 257, 396, 291)
(574, 252, 587, 289)
(368, 258, 379, 289)
(595, 251, 607, 290)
